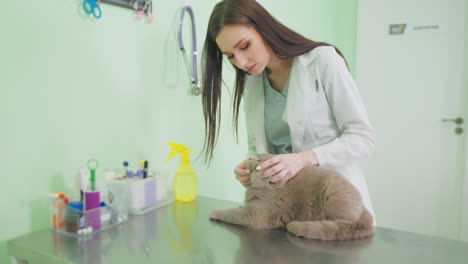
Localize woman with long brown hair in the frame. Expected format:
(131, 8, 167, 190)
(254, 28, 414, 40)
(202, 0, 376, 221)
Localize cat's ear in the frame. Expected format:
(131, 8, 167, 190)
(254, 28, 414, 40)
(245, 157, 258, 172)
(258, 153, 274, 162)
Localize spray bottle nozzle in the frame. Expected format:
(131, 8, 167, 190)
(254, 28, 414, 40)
(165, 142, 196, 165)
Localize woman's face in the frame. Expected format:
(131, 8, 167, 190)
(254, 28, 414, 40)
(215, 24, 272, 75)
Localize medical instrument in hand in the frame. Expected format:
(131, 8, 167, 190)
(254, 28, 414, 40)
(82, 0, 102, 19)
(178, 5, 202, 96)
(87, 158, 99, 191)
(137, 0, 153, 23)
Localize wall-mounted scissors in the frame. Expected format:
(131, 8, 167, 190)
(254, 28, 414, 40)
(136, 0, 153, 23)
(83, 0, 102, 19)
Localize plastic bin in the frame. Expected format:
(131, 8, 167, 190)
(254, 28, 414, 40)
(109, 171, 174, 215)
(51, 197, 128, 236)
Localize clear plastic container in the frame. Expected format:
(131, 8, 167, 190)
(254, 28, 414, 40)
(109, 170, 174, 215)
(50, 199, 128, 236)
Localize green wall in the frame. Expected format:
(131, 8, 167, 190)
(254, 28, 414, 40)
(0, 0, 357, 261)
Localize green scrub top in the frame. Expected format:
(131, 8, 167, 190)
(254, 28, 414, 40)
(263, 73, 293, 154)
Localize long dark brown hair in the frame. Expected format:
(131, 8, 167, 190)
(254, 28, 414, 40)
(201, 0, 347, 164)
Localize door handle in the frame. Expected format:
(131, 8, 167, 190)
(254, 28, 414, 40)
(442, 117, 464, 125)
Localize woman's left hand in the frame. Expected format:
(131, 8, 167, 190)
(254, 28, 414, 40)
(257, 151, 319, 183)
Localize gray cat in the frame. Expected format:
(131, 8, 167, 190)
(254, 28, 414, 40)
(209, 153, 374, 240)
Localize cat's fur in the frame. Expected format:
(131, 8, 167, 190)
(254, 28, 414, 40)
(209, 153, 374, 240)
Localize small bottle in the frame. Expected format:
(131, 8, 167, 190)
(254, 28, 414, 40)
(137, 170, 143, 180)
(165, 142, 198, 202)
(128, 169, 135, 181)
(123, 161, 130, 177)
(77, 167, 89, 202)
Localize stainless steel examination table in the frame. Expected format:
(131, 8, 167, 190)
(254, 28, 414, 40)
(7, 196, 468, 264)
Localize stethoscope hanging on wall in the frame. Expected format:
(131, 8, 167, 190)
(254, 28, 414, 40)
(178, 5, 201, 96)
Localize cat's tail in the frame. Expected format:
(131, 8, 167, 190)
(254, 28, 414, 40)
(286, 209, 374, 240)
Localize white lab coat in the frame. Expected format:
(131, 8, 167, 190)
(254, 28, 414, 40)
(243, 46, 376, 221)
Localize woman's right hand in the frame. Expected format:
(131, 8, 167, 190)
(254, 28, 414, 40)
(234, 161, 251, 187)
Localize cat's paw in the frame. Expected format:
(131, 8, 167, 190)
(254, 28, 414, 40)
(209, 210, 221, 220)
(287, 221, 323, 239)
(286, 221, 302, 236)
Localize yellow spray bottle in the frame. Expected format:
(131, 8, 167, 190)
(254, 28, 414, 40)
(165, 142, 198, 202)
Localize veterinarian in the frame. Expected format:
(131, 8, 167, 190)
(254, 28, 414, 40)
(201, 0, 376, 220)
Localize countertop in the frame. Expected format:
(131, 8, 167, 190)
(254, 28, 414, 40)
(8, 196, 468, 264)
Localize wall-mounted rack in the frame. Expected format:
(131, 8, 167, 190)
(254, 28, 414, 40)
(100, 0, 146, 11)
(92, 0, 153, 22)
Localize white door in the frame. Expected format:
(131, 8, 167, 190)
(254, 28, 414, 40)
(461, 0, 468, 242)
(356, 0, 467, 239)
